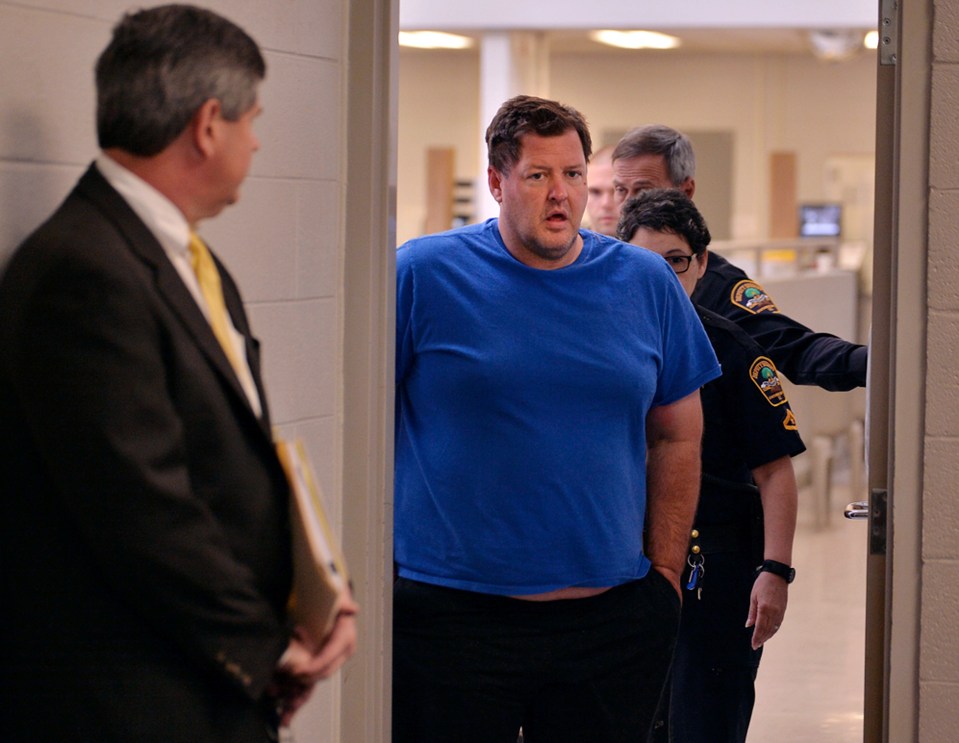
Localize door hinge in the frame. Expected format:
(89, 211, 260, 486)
(880, 0, 899, 66)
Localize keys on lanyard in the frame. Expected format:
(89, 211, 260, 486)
(686, 553, 705, 600)
(685, 528, 704, 600)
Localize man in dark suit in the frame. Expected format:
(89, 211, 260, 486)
(0, 6, 356, 742)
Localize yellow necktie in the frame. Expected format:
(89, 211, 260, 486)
(188, 232, 244, 378)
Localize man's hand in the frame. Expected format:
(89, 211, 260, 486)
(269, 597, 360, 726)
(651, 564, 683, 601)
(745, 571, 787, 650)
(645, 391, 704, 603)
(747, 455, 797, 651)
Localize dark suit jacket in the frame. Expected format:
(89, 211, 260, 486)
(0, 165, 293, 742)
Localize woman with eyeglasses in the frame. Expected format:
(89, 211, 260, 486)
(619, 189, 805, 743)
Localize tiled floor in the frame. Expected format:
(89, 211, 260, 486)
(747, 479, 868, 742)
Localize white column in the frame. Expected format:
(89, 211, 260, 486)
(475, 32, 550, 221)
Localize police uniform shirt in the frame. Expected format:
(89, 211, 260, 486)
(698, 305, 806, 498)
(691, 252, 867, 391)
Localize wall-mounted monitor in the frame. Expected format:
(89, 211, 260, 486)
(798, 203, 842, 238)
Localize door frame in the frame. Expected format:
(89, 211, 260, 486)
(866, 0, 929, 740)
(341, 0, 398, 740)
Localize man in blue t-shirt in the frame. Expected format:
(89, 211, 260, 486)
(393, 95, 721, 743)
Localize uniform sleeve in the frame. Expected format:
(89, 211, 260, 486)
(693, 263, 867, 391)
(728, 345, 807, 470)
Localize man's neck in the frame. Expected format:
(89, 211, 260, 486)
(103, 147, 198, 227)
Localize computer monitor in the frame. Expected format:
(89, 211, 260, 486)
(798, 203, 842, 238)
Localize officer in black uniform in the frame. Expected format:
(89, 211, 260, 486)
(607, 124, 867, 391)
(619, 189, 805, 743)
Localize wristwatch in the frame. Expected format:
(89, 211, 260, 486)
(756, 559, 796, 584)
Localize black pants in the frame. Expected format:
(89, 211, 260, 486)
(392, 573, 681, 743)
(650, 550, 763, 743)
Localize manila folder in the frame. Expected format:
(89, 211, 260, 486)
(275, 437, 349, 644)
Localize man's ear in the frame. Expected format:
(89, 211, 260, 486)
(190, 98, 222, 159)
(681, 177, 696, 199)
(488, 166, 504, 203)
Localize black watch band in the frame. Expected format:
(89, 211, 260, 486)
(756, 559, 796, 584)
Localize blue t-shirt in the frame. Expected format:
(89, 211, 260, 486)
(395, 219, 720, 595)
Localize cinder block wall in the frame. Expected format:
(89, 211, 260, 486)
(0, 2, 349, 740)
(923, 0, 959, 738)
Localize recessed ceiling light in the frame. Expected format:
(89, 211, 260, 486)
(589, 30, 680, 50)
(863, 30, 879, 50)
(399, 31, 474, 50)
(807, 29, 863, 61)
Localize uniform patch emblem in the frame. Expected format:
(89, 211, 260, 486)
(782, 409, 799, 431)
(730, 280, 779, 314)
(749, 356, 787, 406)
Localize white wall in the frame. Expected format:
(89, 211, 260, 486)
(398, 48, 480, 241)
(397, 45, 876, 245)
(922, 0, 959, 736)
(0, 1, 353, 740)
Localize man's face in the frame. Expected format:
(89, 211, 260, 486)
(586, 156, 618, 237)
(612, 154, 692, 205)
(489, 129, 588, 269)
(208, 100, 262, 216)
(627, 226, 707, 298)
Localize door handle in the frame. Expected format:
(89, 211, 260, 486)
(845, 491, 888, 556)
(844, 500, 869, 519)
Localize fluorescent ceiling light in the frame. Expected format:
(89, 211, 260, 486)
(399, 31, 474, 50)
(863, 30, 879, 50)
(589, 30, 680, 50)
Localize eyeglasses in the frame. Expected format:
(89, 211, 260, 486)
(663, 254, 696, 274)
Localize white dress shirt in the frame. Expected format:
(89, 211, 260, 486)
(95, 154, 262, 417)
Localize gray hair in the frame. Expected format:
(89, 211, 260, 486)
(611, 125, 696, 187)
(95, 4, 265, 156)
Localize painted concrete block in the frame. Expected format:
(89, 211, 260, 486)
(930, 65, 959, 190)
(255, 54, 341, 181)
(922, 438, 959, 559)
(248, 298, 337, 424)
(928, 190, 959, 311)
(919, 681, 959, 741)
(296, 179, 341, 300)
(925, 311, 959, 437)
(203, 177, 300, 304)
(0, 7, 104, 164)
(920, 561, 959, 682)
(933, 0, 959, 62)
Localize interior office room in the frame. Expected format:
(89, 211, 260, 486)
(1, 0, 958, 741)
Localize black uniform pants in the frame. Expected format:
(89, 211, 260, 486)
(650, 544, 764, 743)
(392, 572, 680, 743)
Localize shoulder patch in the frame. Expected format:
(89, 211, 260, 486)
(730, 280, 779, 314)
(782, 408, 799, 431)
(749, 356, 787, 406)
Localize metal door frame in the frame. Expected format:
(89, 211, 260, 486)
(866, 0, 929, 740)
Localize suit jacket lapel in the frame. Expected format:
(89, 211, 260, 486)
(216, 256, 274, 437)
(76, 165, 270, 433)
